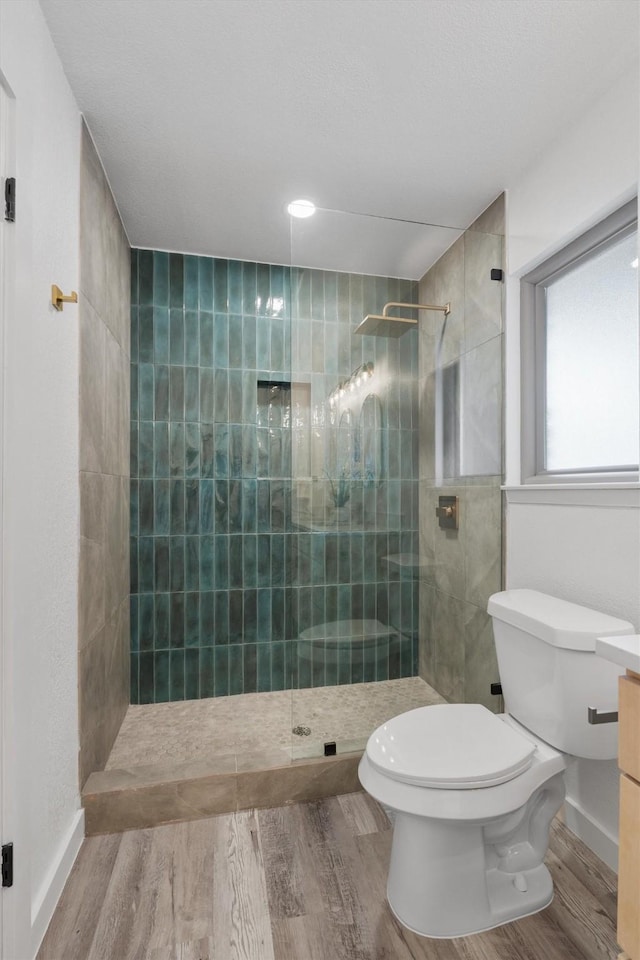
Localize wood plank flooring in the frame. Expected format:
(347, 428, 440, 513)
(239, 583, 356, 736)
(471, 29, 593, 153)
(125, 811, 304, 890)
(37, 793, 620, 960)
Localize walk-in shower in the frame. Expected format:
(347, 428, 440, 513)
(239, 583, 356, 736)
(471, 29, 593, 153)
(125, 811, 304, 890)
(124, 199, 505, 771)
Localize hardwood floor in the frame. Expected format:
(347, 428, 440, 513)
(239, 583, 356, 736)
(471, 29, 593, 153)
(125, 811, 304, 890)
(37, 793, 620, 960)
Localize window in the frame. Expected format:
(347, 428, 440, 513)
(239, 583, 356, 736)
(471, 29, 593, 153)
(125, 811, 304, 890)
(521, 200, 638, 481)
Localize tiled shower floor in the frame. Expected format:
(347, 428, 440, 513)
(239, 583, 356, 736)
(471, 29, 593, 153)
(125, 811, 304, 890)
(107, 676, 444, 772)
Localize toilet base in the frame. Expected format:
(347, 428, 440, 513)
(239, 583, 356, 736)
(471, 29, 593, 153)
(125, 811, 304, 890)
(384, 774, 564, 939)
(388, 878, 553, 940)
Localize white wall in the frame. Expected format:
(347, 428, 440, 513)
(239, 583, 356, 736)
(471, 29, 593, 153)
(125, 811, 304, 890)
(0, 3, 83, 957)
(504, 64, 640, 871)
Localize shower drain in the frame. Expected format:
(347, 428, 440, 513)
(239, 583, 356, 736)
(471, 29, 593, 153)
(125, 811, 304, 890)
(292, 725, 312, 737)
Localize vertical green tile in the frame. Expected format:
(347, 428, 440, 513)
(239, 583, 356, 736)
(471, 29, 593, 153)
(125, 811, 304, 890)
(170, 307, 185, 365)
(185, 310, 199, 366)
(243, 535, 257, 589)
(214, 369, 229, 423)
(214, 314, 229, 368)
(185, 479, 199, 535)
(199, 258, 214, 312)
(200, 536, 214, 592)
(130, 536, 139, 593)
(185, 593, 200, 647)
(154, 650, 170, 702)
(139, 364, 154, 420)
(139, 306, 154, 362)
(130, 248, 139, 305)
(213, 645, 229, 697)
(242, 262, 257, 316)
(169, 253, 184, 308)
(154, 423, 170, 478)
(153, 307, 169, 363)
(228, 643, 243, 695)
(213, 259, 228, 312)
(169, 366, 184, 421)
(154, 592, 170, 649)
(200, 591, 214, 643)
(214, 591, 229, 643)
(170, 592, 185, 648)
(243, 643, 257, 693)
(337, 642, 351, 686)
(185, 423, 200, 476)
(154, 364, 169, 421)
(170, 479, 185, 534)
(228, 260, 242, 314)
(130, 361, 139, 421)
(154, 536, 170, 591)
(138, 538, 154, 592)
(199, 646, 214, 698)
(200, 423, 214, 477)
(130, 652, 140, 703)
(184, 367, 200, 422)
(153, 650, 170, 703)
(138, 250, 154, 306)
(152, 251, 169, 306)
(170, 536, 185, 591)
(139, 594, 154, 651)
(185, 648, 200, 699)
(257, 588, 271, 639)
(256, 642, 271, 692)
(229, 590, 243, 642)
(184, 255, 199, 310)
(130, 595, 139, 652)
(243, 589, 257, 642)
(169, 648, 185, 699)
(139, 650, 155, 703)
(200, 312, 214, 369)
(185, 536, 200, 591)
(256, 263, 270, 317)
(271, 640, 285, 690)
(138, 479, 153, 534)
(215, 536, 229, 590)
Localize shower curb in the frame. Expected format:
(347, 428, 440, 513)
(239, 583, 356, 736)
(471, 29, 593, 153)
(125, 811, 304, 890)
(82, 750, 363, 835)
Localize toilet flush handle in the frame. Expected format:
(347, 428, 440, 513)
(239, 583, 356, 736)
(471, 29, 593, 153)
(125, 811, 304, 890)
(587, 707, 619, 724)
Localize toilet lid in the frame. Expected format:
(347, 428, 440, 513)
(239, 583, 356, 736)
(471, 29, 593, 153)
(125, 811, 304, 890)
(366, 704, 537, 789)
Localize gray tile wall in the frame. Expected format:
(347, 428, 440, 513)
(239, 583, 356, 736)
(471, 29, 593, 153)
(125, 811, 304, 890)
(418, 195, 505, 710)
(78, 122, 131, 786)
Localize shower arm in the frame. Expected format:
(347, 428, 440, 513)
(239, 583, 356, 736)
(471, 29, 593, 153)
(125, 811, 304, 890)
(382, 301, 451, 319)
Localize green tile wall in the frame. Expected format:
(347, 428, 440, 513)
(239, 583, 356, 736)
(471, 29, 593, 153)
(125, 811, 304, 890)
(130, 250, 419, 703)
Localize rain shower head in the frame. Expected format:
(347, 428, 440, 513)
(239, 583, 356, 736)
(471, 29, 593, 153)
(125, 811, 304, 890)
(354, 300, 451, 338)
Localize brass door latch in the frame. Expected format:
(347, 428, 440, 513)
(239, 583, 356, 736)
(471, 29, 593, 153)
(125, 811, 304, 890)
(436, 495, 459, 530)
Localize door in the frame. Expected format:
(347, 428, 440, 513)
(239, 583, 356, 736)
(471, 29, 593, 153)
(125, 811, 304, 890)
(0, 72, 16, 960)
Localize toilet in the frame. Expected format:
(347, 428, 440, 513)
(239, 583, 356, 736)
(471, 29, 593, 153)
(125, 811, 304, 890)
(358, 589, 635, 938)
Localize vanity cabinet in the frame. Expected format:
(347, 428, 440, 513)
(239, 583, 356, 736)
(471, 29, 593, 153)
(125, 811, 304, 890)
(617, 671, 640, 960)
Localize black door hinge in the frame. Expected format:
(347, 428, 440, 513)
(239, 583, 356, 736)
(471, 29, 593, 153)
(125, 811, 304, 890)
(4, 177, 15, 222)
(2, 843, 13, 888)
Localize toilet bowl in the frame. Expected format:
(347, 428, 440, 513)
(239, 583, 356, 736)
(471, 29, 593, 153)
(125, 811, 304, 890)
(359, 589, 635, 939)
(359, 705, 566, 937)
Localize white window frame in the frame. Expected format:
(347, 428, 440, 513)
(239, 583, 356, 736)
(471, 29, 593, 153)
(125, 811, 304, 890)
(521, 199, 638, 484)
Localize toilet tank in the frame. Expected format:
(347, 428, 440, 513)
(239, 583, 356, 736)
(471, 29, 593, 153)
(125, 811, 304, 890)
(488, 589, 635, 759)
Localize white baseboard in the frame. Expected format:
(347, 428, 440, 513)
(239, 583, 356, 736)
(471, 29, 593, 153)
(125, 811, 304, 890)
(30, 808, 85, 958)
(562, 796, 618, 872)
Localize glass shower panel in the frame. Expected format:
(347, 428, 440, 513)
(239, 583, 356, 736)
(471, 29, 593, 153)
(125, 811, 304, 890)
(288, 209, 463, 759)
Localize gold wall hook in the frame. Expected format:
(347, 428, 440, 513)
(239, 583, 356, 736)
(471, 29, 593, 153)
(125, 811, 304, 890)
(51, 284, 78, 311)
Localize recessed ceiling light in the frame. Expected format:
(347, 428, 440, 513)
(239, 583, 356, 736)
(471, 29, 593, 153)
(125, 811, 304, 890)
(631, 258, 638, 268)
(287, 198, 316, 219)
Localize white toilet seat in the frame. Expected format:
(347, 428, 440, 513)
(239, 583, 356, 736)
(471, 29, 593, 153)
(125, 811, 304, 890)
(359, 712, 566, 822)
(366, 703, 537, 789)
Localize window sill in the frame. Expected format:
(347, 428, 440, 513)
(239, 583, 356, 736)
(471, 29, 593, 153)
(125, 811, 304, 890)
(503, 483, 640, 508)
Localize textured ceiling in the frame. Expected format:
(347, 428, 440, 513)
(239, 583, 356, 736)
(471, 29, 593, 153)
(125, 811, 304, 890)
(40, 0, 639, 277)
